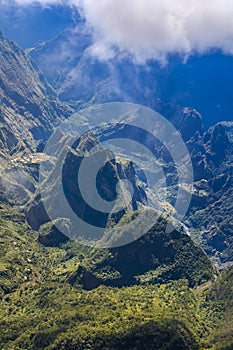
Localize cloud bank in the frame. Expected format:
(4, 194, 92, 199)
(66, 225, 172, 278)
(3, 0, 233, 62)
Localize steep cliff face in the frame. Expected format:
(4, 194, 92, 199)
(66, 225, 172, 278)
(0, 30, 70, 157)
(187, 123, 233, 264)
(29, 26, 92, 90)
(26, 132, 147, 238)
(0, 31, 73, 205)
(29, 26, 162, 105)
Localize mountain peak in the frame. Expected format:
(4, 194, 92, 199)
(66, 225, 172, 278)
(0, 29, 4, 41)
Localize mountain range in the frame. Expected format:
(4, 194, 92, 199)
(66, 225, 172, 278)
(29, 26, 233, 127)
(0, 23, 233, 350)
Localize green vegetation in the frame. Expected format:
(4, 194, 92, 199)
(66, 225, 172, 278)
(0, 204, 232, 350)
(71, 209, 215, 289)
(1, 271, 233, 350)
(207, 268, 233, 349)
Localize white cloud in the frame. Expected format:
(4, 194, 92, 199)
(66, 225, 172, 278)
(2, 0, 233, 62)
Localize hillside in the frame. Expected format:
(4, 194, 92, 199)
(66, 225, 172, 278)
(0, 202, 231, 350)
(0, 30, 72, 205)
(0, 30, 70, 157)
(67, 209, 214, 290)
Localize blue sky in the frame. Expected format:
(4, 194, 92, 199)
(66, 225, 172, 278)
(0, 3, 78, 48)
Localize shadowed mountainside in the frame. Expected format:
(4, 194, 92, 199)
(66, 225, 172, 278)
(0, 30, 71, 157)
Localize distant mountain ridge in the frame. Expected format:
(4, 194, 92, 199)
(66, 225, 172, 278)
(30, 24, 233, 127)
